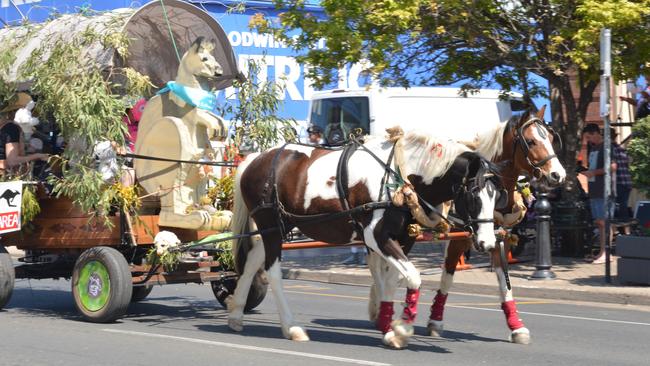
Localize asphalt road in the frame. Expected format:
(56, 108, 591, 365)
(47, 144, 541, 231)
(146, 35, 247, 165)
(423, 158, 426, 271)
(1, 277, 650, 366)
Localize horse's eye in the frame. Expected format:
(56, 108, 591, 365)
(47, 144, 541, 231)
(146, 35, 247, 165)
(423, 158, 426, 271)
(526, 139, 535, 146)
(202, 57, 209, 62)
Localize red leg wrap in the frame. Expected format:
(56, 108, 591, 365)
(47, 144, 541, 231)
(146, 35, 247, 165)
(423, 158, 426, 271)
(430, 290, 448, 321)
(501, 300, 525, 331)
(377, 301, 394, 334)
(401, 288, 420, 323)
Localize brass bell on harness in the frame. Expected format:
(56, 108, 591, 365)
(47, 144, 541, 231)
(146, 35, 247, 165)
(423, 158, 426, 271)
(407, 223, 422, 238)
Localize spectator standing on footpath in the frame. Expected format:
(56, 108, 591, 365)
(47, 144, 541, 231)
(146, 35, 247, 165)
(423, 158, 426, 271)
(580, 123, 617, 264)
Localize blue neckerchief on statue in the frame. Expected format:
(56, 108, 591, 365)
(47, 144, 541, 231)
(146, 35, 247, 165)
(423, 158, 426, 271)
(157, 81, 218, 112)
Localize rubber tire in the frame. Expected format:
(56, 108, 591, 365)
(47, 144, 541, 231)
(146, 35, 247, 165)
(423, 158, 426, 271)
(0, 246, 15, 310)
(72, 247, 132, 323)
(212, 270, 268, 312)
(130, 285, 153, 303)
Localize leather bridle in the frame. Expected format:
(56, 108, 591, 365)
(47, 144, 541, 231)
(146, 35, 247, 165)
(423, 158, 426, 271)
(513, 117, 562, 179)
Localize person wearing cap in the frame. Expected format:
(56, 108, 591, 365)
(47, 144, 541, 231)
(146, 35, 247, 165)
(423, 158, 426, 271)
(580, 123, 617, 264)
(307, 125, 323, 144)
(0, 93, 49, 175)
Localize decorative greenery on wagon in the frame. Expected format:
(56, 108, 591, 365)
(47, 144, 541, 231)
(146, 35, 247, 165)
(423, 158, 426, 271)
(0, 12, 152, 227)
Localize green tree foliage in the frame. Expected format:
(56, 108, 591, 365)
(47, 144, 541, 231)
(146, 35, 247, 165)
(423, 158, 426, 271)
(219, 58, 297, 152)
(258, 0, 650, 196)
(628, 116, 650, 195)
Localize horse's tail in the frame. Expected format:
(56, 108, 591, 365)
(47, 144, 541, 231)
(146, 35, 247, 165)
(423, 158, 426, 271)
(231, 153, 260, 274)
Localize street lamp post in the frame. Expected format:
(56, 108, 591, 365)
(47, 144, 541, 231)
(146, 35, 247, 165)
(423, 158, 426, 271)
(530, 190, 556, 279)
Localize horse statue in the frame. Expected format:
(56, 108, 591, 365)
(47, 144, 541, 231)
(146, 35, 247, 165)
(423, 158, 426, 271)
(135, 37, 230, 231)
(227, 129, 506, 349)
(368, 109, 566, 345)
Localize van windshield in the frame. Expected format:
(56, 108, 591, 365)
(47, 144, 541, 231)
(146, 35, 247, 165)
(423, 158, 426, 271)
(310, 97, 370, 145)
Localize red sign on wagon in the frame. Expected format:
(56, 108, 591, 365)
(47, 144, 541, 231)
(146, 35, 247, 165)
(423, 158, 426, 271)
(0, 181, 23, 234)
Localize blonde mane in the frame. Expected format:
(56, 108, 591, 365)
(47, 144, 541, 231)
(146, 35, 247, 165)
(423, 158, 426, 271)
(473, 122, 507, 161)
(394, 129, 470, 184)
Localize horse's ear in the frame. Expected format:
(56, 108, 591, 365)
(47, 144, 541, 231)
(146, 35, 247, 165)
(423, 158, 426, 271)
(190, 36, 206, 53)
(518, 109, 531, 127)
(536, 105, 547, 121)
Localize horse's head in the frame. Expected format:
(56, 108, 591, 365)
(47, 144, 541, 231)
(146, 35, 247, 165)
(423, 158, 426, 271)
(508, 107, 566, 187)
(182, 37, 223, 79)
(453, 152, 507, 252)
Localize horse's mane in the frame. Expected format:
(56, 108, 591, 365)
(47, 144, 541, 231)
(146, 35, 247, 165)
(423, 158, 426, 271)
(394, 129, 471, 184)
(472, 118, 511, 161)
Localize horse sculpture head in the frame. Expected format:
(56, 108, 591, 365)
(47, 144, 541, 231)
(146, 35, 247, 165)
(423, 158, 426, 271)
(508, 107, 565, 187)
(180, 37, 223, 80)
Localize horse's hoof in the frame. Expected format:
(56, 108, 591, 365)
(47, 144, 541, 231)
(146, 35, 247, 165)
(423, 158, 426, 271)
(509, 327, 531, 345)
(426, 320, 444, 337)
(391, 319, 414, 338)
(289, 326, 310, 341)
(228, 318, 243, 332)
(382, 331, 408, 349)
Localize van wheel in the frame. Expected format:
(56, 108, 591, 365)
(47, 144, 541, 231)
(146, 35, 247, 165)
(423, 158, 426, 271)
(72, 247, 132, 323)
(0, 246, 15, 310)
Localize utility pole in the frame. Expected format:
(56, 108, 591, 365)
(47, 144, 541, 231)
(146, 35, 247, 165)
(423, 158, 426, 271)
(600, 28, 613, 283)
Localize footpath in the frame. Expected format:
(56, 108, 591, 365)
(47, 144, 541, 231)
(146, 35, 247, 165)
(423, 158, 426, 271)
(281, 241, 650, 307)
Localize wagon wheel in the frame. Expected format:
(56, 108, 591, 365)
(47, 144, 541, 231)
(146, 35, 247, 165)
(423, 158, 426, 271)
(131, 285, 154, 303)
(71, 247, 132, 323)
(212, 270, 268, 312)
(0, 246, 15, 310)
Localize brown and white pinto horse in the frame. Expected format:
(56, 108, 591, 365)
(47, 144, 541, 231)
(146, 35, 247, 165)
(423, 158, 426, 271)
(227, 131, 505, 349)
(368, 109, 566, 345)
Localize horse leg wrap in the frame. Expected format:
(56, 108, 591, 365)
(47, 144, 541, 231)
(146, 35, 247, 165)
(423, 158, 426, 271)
(430, 290, 448, 321)
(401, 288, 420, 323)
(501, 300, 525, 330)
(377, 301, 394, 333)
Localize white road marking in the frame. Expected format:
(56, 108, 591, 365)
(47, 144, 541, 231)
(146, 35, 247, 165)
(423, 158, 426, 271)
(102, 329, 390, 366)
(449, 305, 650, 327)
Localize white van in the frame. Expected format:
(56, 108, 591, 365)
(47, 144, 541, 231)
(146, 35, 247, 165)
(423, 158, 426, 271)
(307, 87, 525, 145)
